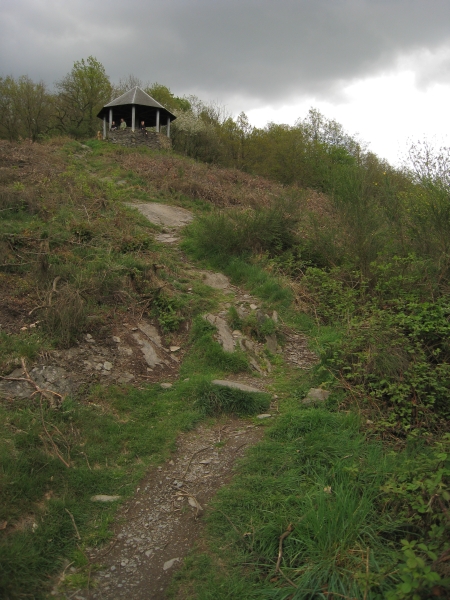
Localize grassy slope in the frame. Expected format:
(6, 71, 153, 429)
(0, 139, 272, 598)
(0, 139, 448, 599)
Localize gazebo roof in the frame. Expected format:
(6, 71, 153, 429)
(97, 86, 177, 122)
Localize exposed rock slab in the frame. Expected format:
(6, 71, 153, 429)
(204, 314, 235, 353)
(199, 271, 230, 290)
(302, 388, 330, 405)
(211, 379, 264, 393)
(0, 365, 76, 399)
(126, 202, 193, 228)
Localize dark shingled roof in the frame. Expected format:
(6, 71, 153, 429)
(97, 86, 177, 127)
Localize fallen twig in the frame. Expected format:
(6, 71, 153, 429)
(277, 567, 298, 589)
(40, 396, 70, 468)
(65, 508, 81, 540)
(276, 523, 293, 572)
(20, 357, 64, 408)
(364, 547, 370, 600)
(95, 538, 118, 559)
(217, 509, 243, 538)
(79, 451, 92, 471)
(182, 446, 211, 479)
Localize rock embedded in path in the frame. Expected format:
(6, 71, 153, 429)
(91, 495, 121, 502)
(163, 558, 179, 571)
(211, 380, 264, 393)
(204, 314, 235, 353)
(302, 388, 330, 405)
(199, 271, 230, 290)
(126, 202, 193, 228)
(256, 414, 272, 419)
(265, 334, 278, 354)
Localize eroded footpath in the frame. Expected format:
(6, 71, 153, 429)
(43, 201, 316, 599)
(80, 420, 263, 600)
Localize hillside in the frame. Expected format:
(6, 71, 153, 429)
(0, 138, 449, 599)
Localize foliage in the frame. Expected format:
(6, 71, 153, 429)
(0, 75, 52, 141)
(54, 56, 111, 138)
(184, 197, 301, 264)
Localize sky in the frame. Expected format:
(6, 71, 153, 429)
(1, 0, 450, 165)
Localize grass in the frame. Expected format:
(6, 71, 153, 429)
(170, 408, 402, 599)
(1, 369, 271, 599)
(194, 380, 271, 416)
(2, 137, 449, 599)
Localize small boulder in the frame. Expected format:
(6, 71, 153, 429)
(302, 388, 330, 405)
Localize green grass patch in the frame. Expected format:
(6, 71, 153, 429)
(0, 383, 202, 599)
(194, 381, 270, 416)
(181, 317, 250, 377)
(172, 406, 450, 599)
(0, 331, 47, 375)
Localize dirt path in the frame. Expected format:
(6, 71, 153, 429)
(80, 420, 263, 600)
(52, 202, 316, 599)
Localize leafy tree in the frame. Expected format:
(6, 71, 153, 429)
(0, 76, 20, 141)
(55, 56, 111, 138)
(0, 75, 51, 141)
(145, 83, 190, 113)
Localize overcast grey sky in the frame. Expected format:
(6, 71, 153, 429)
(1, 0, 450, 163)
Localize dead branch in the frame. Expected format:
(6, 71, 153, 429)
(28, 276, 61, 315)
(182, 446, 211, 479)
(364, 547, 370, 600)
(40, 396, 70, 468)
(277, 568, 298, 589)
(18, 359, 63, 408)
(65, 508, 81, 540)
(276, 523, 293, 572)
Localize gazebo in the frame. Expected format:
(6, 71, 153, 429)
(97, 87, 177, 139)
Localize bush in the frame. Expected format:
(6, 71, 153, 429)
(185, 197, 300, 264)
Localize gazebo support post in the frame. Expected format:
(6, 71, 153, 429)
(109, 109, 113, 130)
(103, 117, 106, 140)
(132, 106, 136, 132)
(156, 109, 160, 133)
(166, 116, 170, 138)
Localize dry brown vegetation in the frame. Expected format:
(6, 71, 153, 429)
(120, 151, 287, 208)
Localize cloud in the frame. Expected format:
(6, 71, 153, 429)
(1, 0, 450, 106)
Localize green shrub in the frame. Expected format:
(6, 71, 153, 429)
(185, 198, 300, 263)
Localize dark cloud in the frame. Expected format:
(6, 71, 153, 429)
(1, 0, 450, 107)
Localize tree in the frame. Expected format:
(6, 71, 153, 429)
(0, 75, 52, 141)
(55, 56, 111, 137)
(145, 83, 190, 113)
(111, 74, 144, 99)
(0, 76, 20, 141)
